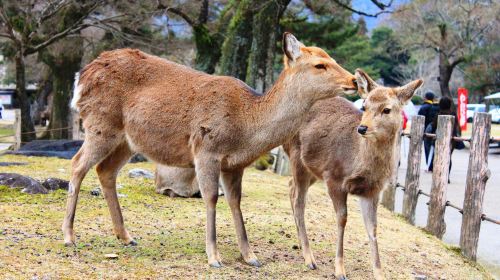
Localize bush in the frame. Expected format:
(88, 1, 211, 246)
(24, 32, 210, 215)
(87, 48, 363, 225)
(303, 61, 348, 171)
(411, 95, 424, 105)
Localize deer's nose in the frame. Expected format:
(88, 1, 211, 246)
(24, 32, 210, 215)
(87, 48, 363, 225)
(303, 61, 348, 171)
(357, 125, 368, 135)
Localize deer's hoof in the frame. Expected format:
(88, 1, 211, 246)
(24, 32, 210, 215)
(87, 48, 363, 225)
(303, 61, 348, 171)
(246, 258, 261, 267)
(337, 275, 348, 280)
(64, 241, 76, 247)
(209, 260, 223, 268)
(126, 240, 138, 246)
(307, 262, 318, 270)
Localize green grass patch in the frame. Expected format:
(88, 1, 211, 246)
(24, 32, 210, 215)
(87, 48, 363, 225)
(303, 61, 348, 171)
(0, 154, 492, 279)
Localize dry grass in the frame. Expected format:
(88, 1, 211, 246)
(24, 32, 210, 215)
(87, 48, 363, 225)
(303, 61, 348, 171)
(0, 154, 491, 279)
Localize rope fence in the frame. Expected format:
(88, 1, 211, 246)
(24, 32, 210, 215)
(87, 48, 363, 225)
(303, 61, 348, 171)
(394, 183, 500, 226)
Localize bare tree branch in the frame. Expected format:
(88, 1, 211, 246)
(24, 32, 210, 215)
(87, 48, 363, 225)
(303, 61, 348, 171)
(330, 0, 393, 17)
(24, 1, 101, 55)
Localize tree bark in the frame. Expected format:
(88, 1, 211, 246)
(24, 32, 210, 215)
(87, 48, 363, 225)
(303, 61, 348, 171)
(438, 52, 452, 98)
(41, 39, 83, 139)
(14, 50, 36, 143)
(193, 25, 223, 74)
(246, 0, 290, 91)
(218, 0, 255, 80)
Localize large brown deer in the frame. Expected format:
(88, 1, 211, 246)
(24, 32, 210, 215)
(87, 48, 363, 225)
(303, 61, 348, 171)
(285, 70, 422, 279)
(63, 33, 358, 267)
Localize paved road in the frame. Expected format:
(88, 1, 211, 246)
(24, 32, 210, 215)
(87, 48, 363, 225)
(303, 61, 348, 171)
(395, 138, 500, 278)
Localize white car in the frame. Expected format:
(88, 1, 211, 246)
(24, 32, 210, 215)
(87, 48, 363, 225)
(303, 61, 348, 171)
(489, 107, 500, 124)
(467, 104, 486, 122)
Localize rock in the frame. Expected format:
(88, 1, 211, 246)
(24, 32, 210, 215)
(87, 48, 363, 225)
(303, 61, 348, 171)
(128, 168, 154, 179)
(5, 140, 83, 159)
(0, 173, 48, 194)
(104, 253, 118, 259)
(41, 178, 69, 191)
(0, 162, 28, 167)
(90, 187, 101, 196)
(129, 154, 148, 163)
(414, 275, 427, 280)
(155, 165, 224, 198)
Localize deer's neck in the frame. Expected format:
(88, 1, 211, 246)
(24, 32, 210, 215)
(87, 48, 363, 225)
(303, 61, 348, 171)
(242, 72, 314, 158)
(355, 130, 399, 184)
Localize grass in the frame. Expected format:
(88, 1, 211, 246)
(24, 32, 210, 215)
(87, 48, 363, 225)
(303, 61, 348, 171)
(0, 154, 493, 279)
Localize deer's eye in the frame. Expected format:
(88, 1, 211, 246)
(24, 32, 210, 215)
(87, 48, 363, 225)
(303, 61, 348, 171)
(314, 64, 326, 70)
(383, 108, 391, 114)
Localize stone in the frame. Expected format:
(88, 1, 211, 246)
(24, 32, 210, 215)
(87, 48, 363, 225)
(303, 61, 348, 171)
(41, 178, 69, 191)
(129, 154, 148, 163)
(155, 165, 224, 198)
(0, 162, 28, 167)
(128, 168, 154, 179)
(5, 140, 83, 159)
(90, 187, 101, 196)
(0, 173, 48, 194)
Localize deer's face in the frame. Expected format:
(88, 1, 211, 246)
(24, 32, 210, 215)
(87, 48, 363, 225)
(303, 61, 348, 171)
(355, 69, 423, 140)
(282, 33, 357, 100)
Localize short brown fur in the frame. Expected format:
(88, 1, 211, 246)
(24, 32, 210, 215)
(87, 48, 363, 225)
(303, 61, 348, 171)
(62, 33, 357, 268)
(284, 69, 423, 279)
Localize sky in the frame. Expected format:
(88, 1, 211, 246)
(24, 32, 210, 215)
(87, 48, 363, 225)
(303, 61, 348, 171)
(352, 0, 408, 30)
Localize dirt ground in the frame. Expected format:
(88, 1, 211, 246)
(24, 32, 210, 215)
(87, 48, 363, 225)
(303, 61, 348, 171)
(0, 154, 492, 279)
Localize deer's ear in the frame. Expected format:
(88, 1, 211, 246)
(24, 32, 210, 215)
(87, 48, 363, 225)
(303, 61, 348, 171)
(355, 69, 378, 98)
(283, 32, 303, 66)
(397, 79, 424, 104)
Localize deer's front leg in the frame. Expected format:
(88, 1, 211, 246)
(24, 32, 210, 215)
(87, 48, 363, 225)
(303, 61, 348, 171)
(195, 155, 222, 267)
(360, 194, 384, 280)
(327, 181, 348, 280)
(221, 169, 260, 267)
(289, 163, 317, 269)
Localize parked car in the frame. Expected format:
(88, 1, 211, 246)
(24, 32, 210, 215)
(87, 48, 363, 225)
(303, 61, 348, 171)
(489, 107, 500, 124)
(467, 104, 486, 122)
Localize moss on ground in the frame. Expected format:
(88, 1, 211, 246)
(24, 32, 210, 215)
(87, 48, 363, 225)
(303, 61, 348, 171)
(0, 154, 492, 279)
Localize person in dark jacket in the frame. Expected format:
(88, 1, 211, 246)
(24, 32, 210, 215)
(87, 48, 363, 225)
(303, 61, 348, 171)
(418, 92, 439, 167)
(428, 96, 461, 180)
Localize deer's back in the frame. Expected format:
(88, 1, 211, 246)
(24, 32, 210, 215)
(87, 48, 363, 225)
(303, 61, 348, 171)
(76, 49, 263, 166)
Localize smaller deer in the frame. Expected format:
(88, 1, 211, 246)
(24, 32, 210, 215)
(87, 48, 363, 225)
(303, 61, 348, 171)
(284, 70, 422, 280)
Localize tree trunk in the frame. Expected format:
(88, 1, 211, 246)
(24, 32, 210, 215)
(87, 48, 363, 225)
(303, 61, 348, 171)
(438, 52, 452, 98)
(193, 25, 223, 74)
(15, 51, 36, 143)
(49, 69, 74, 139)
(246, 0, 290, 91)
(41, 39, 83, 139)
(218, 0, 254, 80)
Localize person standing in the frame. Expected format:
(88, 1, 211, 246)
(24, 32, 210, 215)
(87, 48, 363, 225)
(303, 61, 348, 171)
(418, 92, 439, 168)
(427, 97, 462, 181)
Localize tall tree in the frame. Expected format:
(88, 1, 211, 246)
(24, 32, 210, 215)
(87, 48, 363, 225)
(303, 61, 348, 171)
(392, 0, 497, 97)
(159, 0, 235, 74)
(0, 1, 109, 142)
(246, 0, 290, 91)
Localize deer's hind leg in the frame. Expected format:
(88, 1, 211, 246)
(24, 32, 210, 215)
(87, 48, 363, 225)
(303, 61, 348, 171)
(326, 178, 348, 280)
(221, 169, 260, 267)
(96, 141, 135, 245)
(62, 131, 123, 245)
(289, 155, 316, 269)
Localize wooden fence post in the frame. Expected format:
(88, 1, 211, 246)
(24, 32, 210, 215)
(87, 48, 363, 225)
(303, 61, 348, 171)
(14, 109, 21, 150)
(381, 132, 402, 211)
(426, 115, 454, 239)
(71, 110, 81, 140)
(460, 113, 491, 261)
(274, 146, 290, 176)
(402, 115, 425, 224)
